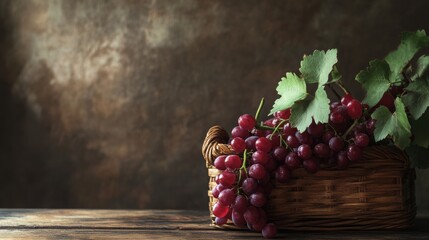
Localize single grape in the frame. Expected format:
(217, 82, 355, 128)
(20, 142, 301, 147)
(275, 109, 291, 120)
(272, 146, 288, 162)
(231, 126, 250, 139)
(297, 144, 312, 160)
(225, 155, 242, 170)
(346, 99, 363, 119)
(214, 155, 227, 170)
(238, 114, 256, 131)
(303, 158, 320, 174)
(213, 202, 229, 218)
(330, 111, 345, 124)
(336, 150, 349, 169)
(314, 143, 331, 158)
(252, 208, 268, 231)
(252, 151, 269, 165)
(232, 210, 246, 227)
(245, 136, 259, 151)
(295, 131, 311, 144)
(262, 223, 278, 238)
(341, 93, 353, 106)
(249, 192, 267, 208)
(266, 133, 280, 148)
(285, 152, 302, 169)
(308, 122, 324, 137)
(347, 145, 363, 162)
(283, 122, 297, 137)
(242, 178, 258, 195)
(286, 135, 300, 148)
(218, 171, 236, 187)
(218, 188, 236, 206)
(233, 195, 249, 213)
(231, 137, 246, 153)
(264, 156, 278, 172)
(243, 206, 260, 225)
(263, 118, 276, 127)
(275, 165, 291, 183)
(355, 133, 369, 147)
(255, 137, 272, 153)
(212, 185, 220, 198)
(365, 119, 376, 135)
(322, 130, 335, 144)
(329, 136, 344, 152)
(215, 217, 228, 225)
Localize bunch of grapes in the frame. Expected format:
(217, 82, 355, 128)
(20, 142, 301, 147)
(211, 94, 377, 238)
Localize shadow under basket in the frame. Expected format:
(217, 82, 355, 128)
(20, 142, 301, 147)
(202, 126, 417, 231)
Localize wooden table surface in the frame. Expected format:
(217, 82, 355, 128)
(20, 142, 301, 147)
(0, 209, 428, 239)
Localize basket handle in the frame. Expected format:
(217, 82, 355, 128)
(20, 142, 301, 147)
(202, 125, 234, 166)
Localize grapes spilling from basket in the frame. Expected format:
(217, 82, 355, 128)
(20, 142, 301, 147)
(211, 94, 382, 238)
(207, 30, 429, 238)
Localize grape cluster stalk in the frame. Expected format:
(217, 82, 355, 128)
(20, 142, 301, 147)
(210, 94, 380, 239)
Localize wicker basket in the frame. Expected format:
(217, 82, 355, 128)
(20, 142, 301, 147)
(202, 125, 417, 231)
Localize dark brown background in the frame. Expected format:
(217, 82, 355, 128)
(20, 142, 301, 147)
(0, 0, 428, 211)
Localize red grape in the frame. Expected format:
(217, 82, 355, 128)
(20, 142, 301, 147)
(346, 99, 363, 119)
(376, 92, 395, 112)
(218, 171, 236, 187)
(314, 143, 331, 158)
(255, 137, 272, 153)
(218, 188, 236, 206)
(355, 133, 369, 147)
(214, 155, 227, 170)
(272, 146, 288, 162)
(275, 165, 291, 183)
(250, 192, 267, 207)
(308, 122, 324, 137)
(330, 111, 345, 124)
(215, 217, 228, 225)
(213, 202, 229, 218)
(242, 178, 258, 195)
(252, 151, 269, 165)
(245, 136, 258, 151)
(297, 144, 313, 159)
(231, 126, 250, 139)
(283, 122, 297, 137)
(285, 152, 302, 169)
(336, 150, 349, 169)
(295, 131, 311, 144)
(347, 145, 363, 162)
(341, 93, 353, 106)
(231, 137, 246, 153)
(329, 136, 344, 152)
(238, 114, 256, 131)
(286, 135, 300, 148)
(262, 223, 277, 238)
(232, 211, 246, 227)
(225, 155, 242, 170)
(233, 195, 249, 213)
(275, 109, 291, 120)
(249, 164, 267, 180)
(243, 206, 260, 225)
(303, 158, 320, 174)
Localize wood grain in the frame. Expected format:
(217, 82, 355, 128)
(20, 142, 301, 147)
(0, 209, 428, 239)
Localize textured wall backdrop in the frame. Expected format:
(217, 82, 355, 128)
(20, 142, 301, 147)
(0, 0, 428, 211)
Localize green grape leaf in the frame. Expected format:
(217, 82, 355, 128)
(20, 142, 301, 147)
(269, 73, 307, 115)
(289, 87, 330, 132)
(299, 49, 338, 87)
(330, 65, 342, 82)
(410, 110, 429, 148)
(355, 60, 391, 107)
(405, 144, 429, 169)
(402, 76, 429, 119)
(412, 55, 429, 81)
(371, 97, 411, 149)
(385, 30, 429, 82)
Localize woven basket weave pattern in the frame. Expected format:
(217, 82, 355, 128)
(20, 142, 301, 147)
(202, 125, 416, 230)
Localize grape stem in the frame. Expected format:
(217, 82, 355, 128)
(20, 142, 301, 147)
(268, 119, 288, 140)
(237, 149, 248, 191)
(256, 124, 276, 131)
(255, 97, 265, 123)
(335, 81, 349, 95)
(342, 119, 358, 139)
